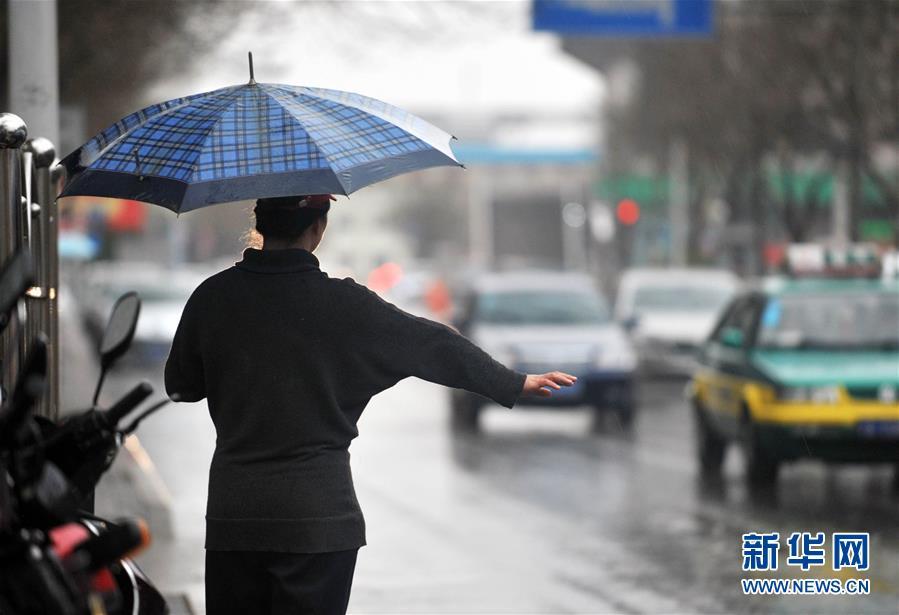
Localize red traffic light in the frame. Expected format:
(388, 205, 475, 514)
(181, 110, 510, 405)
(616, 199, 640, 226)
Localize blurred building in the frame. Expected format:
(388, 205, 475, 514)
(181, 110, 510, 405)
(540, 0, 898, 275)
(317, 188, 414, 280)
(401, 110, 600, 275)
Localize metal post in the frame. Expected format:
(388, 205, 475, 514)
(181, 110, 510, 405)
(467, 167, 494, 270)
(20, 151, 38, 368)
(832, 159, 850, 246)
(0, 113, 28, 400)
(168, 214, 188, 267)
(23, 137, 57, 418)
(47, 169, 60, 420)
(669, 138, 689, 266)
(18, 196, 32, 366)
(560, 184, 588, 271)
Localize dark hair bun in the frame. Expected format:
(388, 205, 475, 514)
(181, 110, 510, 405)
(254, 196, 328, 239)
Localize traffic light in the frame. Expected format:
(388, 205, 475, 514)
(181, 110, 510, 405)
(616, 199, 640, 226)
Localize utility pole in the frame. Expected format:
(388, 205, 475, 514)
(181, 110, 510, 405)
(8, 0, 60, 148)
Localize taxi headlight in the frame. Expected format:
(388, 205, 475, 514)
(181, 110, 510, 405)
(779, 385, 840, 404)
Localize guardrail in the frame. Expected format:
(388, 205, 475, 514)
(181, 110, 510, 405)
(0, 112, 60, 419)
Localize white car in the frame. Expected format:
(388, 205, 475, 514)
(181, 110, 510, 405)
(452, 270, 637, 432)
(615, 268, 741, 376)
(80, 263, 207, 367)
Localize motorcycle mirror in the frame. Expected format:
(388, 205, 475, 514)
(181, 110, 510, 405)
(0, 250, 34, 332)
(93, 293, 141, 406)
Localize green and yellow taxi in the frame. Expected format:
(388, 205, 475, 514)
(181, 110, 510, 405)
(688, 275, 899, 485)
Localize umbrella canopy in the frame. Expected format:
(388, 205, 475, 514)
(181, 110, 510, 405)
(59, 79, 461, 213)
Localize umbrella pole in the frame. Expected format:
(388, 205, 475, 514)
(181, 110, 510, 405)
(248, 51, 256, 85)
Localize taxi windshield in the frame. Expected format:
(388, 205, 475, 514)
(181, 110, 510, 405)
(757, 291, 899, 350)
(474, 291, 610, 326)
(633, 285, 733, 313)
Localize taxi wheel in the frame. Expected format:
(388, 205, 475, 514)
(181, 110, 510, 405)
(694, 404, 726, 475)
(741, 414, 779, 486)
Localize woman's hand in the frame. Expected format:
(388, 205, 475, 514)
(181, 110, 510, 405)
(521, 372, 578, 398)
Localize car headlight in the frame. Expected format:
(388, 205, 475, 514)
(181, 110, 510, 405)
(594, 348, 637, 371)
(778, 385, 840, 404)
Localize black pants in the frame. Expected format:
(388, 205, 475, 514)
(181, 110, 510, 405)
(205, 549, 358, 615)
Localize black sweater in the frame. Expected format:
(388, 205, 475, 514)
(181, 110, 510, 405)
(165, 248, 525, 553)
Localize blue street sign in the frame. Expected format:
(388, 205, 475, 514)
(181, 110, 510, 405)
(533, 0, 713, 37)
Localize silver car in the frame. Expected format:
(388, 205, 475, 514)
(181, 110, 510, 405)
(615, 268, 740, 376)
(452, 271, 637, 432)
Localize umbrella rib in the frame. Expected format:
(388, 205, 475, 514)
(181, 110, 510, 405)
(184, 86, 265, 186)
(85, 85, 243, 167)
(256, 85, 352, 195)
(270, 84, 458, 164)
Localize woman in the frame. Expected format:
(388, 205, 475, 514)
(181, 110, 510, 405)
(165, 194, 576, 615)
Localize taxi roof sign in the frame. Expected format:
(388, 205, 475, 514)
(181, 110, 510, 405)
(786, 243, 881, 278)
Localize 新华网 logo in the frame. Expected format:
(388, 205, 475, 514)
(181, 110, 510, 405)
(740, 531, 870, 595)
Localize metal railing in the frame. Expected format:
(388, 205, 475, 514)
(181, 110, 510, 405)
(0, 112, 60, 419)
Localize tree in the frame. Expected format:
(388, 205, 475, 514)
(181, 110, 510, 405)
(1, 1, 251, 135)
(563, 0, 898, 268)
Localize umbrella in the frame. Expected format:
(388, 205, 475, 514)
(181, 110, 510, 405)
(59, 54, 461, 213)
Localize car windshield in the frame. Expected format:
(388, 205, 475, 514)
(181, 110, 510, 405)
(632, 285, 734, 313)
(474, 290, 610, 325)
(757, 291, 899, 350)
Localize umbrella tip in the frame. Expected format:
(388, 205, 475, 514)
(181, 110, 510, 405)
(248, 51, 256, 85)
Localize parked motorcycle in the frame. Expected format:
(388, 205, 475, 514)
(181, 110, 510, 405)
(0, 250, 171, 615)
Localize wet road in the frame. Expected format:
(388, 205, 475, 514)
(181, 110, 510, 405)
(101, 371, 899, 614)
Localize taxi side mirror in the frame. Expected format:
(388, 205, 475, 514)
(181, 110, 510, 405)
(720, 327, 744, 349)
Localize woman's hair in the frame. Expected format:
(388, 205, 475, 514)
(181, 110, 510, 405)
(245, 195, 330, 247)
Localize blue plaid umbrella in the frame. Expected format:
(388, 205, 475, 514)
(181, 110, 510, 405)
(59, 69, 460, 212)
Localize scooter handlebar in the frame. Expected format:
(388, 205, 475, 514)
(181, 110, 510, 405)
(101, 381, 154, 427)
(68, 519, 150, 573)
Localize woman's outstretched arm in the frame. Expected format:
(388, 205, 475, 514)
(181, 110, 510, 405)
(343, 280, 575, 407)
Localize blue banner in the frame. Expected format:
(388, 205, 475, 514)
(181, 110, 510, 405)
(533, 0, 713, 37)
